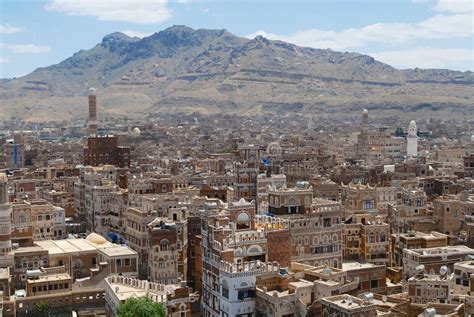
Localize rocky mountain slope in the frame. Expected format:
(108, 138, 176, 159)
(1, 25, 473, 122)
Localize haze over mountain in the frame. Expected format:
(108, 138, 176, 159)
(1, 25, 473, 122)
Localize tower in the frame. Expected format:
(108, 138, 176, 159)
(88, 87, 98, 135)
(407, 120, 418, 157)
(0, 173, 13, 267)
(357, 109, 369, 159)
(362, 108, 369, 126)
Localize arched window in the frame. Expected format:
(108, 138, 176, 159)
(158, 258, 165, 269)
(160, 239, 170, 251)
(236, 212, 250, 229)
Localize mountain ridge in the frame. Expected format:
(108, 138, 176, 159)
(1, 25, 473, 122)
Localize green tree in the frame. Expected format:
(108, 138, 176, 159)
(34, 300, 52, 317)
(117, 296, 166, 317)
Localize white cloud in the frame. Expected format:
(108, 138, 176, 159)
(46, 0, 171, 24)
(1, 44, 51, 54)
(200, 8, 209, 13)
(246, 13, 472, 51)
(371, 47, 473, 70)
(121, 30, 153, 38)
(435, 0, 473, 13)
(0, 57, 9, 64)
(0, 24, 23, 34)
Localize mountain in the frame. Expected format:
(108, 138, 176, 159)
(1, 25, 473, 122)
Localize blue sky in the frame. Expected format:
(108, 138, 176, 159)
(1, 0, 472, 78)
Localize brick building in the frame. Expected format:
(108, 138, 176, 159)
(83, 135, 130, 168)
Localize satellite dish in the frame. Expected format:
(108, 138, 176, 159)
(439, 266, 448, 276)
(415, 264, 425, 275)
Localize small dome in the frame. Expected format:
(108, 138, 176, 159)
(362, 109, 368, 115)
(132, 127, 141, 136)
(85, 233, 107, 245)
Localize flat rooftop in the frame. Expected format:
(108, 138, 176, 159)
(32, 236, 137, 257)
(343, 261, 380, 271)
(322, 294, 372, 310)
(107, 280, 177, 302)
(27, 273, 71, 284)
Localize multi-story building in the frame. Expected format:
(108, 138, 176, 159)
(464, 153, 474, 178)
(341, 182, 378, 218)
(407, 266, 452, 304)
(355, 109, 404, 165)
(403, 246, 474, 279)
(234, 144, 263, 200)
(255, 262, 360, 317)
(343, 213, 390, 266)
(124, 207, 156, 279)
(289, 198, 343, 268)
(0, 173, 13, 267)
(104, 275, 199, 316)
(342, 262, 387, 295)
(388, 187, 435, 234)
(321, 294, 377, 317)
(84, 135, 130, 168)
(23, 199, 66, 241)
(268, 182, 312, 215)
(309, 175, 340, 202)
(148, 217, 188, 285)
(452, 260, 474, 296)
(0, 139, 25, 169)
(200, 199, 280, 317)
(391, 231, 449, 267)
(256, 173, 286, 204)
(434, 195, 463, 236)
(267, 183, 343, 268)
(11, 201, 34, 247)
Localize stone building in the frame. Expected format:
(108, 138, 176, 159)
(403, 246, 474, 279)
(104, 275, 199, 316)
(0, 173, 13, 267)
(387, 187, 435, 234)
(434, 195, 463, 236)
(407, 266, 452, 305)
(391, 231, 449, 267)
(268, 182, 313, 215)
(256, 173, 286, 205)
(148, 217, 188, 285)
(343, 213, 390, 266)
(321, 294, 377, 317)
(200, 199, 281, 317)
(255, 262, 360, 317)
(83, 135, 130, 168)
(464, 153, 474, 178)
(342, 261, 387, 295)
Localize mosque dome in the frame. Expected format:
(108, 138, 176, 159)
(131, 127, 141, 137)
(85, 233, 107, 245)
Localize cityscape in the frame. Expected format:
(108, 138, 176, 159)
(1, 0, 474, 316)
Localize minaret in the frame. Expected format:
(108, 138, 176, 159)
(88, 88, 98, 136)
(308, 115, 316, 130)
(407, 120, 418, 157)
(357, 109, 369, 159)
(0, 173, 13, 267)
(362, 108, 369, 126)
